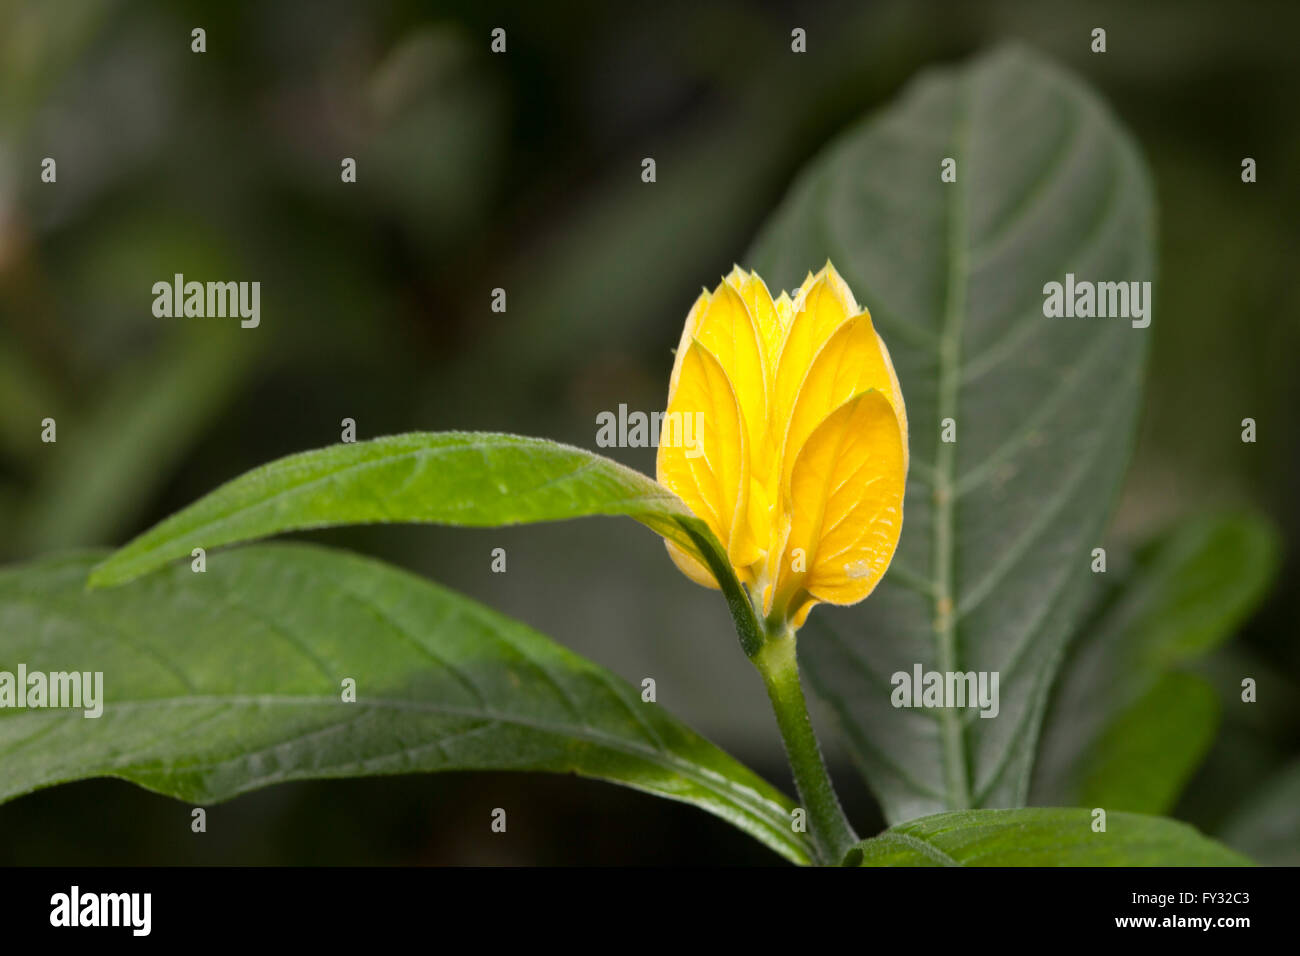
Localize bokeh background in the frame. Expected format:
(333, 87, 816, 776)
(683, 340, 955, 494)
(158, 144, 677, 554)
(1, 0, 1296, 864)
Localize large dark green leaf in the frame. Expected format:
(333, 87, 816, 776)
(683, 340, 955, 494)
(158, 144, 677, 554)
(0, 547, 810, 864)
(847, 808, 1250, 866)
(748, 45, 1155, 822)
(1033, 511, 1280, 813)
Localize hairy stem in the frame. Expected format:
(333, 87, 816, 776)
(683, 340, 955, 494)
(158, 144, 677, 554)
(753, 624, 858, 865)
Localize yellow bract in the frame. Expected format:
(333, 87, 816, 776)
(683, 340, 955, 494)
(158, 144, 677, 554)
(657, 263, 907, 629)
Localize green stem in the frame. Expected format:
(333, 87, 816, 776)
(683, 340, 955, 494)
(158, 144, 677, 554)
(752, 624, 858, 865)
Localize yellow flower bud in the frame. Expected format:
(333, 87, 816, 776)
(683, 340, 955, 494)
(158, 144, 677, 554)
(657, 263, 908, 629)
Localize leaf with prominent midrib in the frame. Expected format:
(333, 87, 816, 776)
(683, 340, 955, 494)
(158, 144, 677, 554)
(89, 433, 698, 588)
(749, 45, 1155, 822)
(846, 809, 1250, 866)
(88, 433, 766, 653)
(0, 547, 811, 865)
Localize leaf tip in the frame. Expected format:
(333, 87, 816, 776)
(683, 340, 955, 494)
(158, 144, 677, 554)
(85, 561, 123, 591)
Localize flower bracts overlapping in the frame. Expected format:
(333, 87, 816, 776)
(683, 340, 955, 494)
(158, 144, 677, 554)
(656, 263, 909, 628)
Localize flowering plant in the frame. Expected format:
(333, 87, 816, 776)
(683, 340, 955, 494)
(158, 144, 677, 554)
(0, 47, 1264, 867)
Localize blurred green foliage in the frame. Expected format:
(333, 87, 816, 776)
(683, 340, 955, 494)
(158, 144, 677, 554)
(0, 0, 1296, 863)
(1033, 512, 1280, 816)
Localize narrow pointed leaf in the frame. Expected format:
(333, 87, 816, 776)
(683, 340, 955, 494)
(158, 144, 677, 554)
(89, 432, 717, 589)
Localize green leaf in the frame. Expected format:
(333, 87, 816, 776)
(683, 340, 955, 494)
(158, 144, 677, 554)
(747, 44, 1156, 822)
(0, 547, 810, 865)
(89, 433, 691, 588)
(1076, 673, 1218, 815)
(87, 432, 767, 655)
(845, 808, 1251, 866)
(1033, 511, 1280, 813)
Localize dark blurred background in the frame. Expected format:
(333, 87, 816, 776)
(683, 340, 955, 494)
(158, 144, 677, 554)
(0, 0, 1296, 864)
